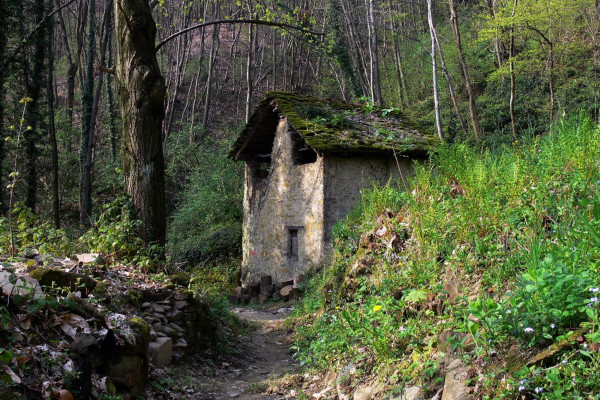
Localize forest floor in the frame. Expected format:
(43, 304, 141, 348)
(149, 305, 310, 400)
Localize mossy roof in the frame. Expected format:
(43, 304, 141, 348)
(229, 92, 438, 160)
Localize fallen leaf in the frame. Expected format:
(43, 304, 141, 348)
(59, 314, 90, 338)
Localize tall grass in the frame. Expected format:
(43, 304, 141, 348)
(293, 115, 600, 397)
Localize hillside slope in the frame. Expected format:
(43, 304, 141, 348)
(292, 115, 600, 399)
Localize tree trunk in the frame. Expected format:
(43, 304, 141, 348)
(366, 0, 382, 105)
(114, 0, 167, 245)
(24, 0, 49, 213)
(47, 9, 60, 229)
(427, 0, 443, 141)
(0, 0, 7, 214)
(203, 21, 220, 129)
(449, 0, 481, 141)
(80, 0, 96, 227)
(509, 0, 518, 140)
(245, 23, 254, 123)
(434, 33, 468, 135)
(105, 23, 118, 161)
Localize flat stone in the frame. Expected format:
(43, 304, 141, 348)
(75, 253, 99, 264)
(389, 386, 423, 400)
(169, 323, 185, 333)
(168, 309, 184, 322)
(157, 332, 167, 338)
(174, 300, 187, 310)
(280, 285, 293, 300)
(353, 383, 383, 400)
(442, 360, 473, 400)
(144, 316, 157, 324)
(152, 304, 166, 313)
(141, 302, 152, 309)
(0, 271, 44, 299)
(149, 327, 158, 341)
(149, 337, 172, 367)
(174, 338, 188, 350)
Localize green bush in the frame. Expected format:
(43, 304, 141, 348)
(167, 141, 243, 268)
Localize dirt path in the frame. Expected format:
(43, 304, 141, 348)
(155, 306, 300, 400)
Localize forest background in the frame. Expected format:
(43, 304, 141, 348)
(0, 0, 598, 270)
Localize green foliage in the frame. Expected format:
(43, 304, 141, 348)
(0, 203, 76, 256)
(167, 140, 243, 268)
(293, 115, 600, 395)
(79, 194, 162, 268)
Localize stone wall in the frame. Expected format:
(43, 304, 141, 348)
(242, 118, 421, 282)
(323, 154, 414, 243)
(242, 118, 325, 282)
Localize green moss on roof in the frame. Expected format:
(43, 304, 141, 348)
(229, 92, 438, 159)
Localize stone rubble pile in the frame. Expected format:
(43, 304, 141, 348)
(230, 273, 304, 304)
(141, 298, 191, 367)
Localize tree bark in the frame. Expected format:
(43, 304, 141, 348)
(114, 0, 166, 245)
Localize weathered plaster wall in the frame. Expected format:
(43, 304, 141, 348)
(323, 155, 414, 243)
(242, 119, 325, 282)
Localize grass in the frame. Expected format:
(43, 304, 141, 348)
(292, 113, 600, 398)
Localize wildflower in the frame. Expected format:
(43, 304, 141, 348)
(518, 385, 526, 391)
(562, 359, 567, 365)
(524, 327, 534, 334)
(591, 297, 599, 303)
(535, 387, 543, 394)
(589, 287, 600, 293)
(520, 379, 527, 384)
(550, 323, 556, 329)
(372, 305, 383, 312)
(584, 343, 589, 349)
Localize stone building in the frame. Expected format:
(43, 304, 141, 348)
(229, 92, 436, 282)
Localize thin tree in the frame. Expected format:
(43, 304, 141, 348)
(427, 0, 443, 140)
(449, 0, 481, 141)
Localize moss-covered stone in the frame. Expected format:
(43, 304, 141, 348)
(129, 316, 150, 347)
(29, 268, 97, 296)
(169, 272, 190, 287)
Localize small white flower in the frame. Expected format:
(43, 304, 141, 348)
(518, 385, 526, 391)
(562, 359, 567, 365)
(584, 343, 589, 349)
(591, 297, 599, 303)
(524, 327, 534, 334)
(550, 323, 556, 329)
(535, 387, 543, 393)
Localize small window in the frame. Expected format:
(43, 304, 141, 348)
(288, 228, 299, 259)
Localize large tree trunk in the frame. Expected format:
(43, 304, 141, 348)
(114, 0, 166, 245)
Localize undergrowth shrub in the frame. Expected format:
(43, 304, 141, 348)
(167, 142, 243, 268)
(0, 203, 77, 256)
(79, 194, 162, 269)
